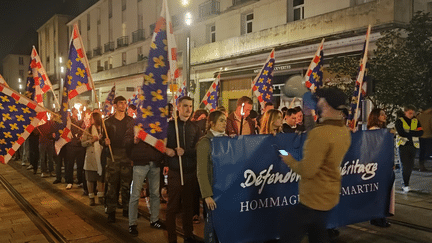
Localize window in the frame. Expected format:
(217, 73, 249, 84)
(293, 0, 304, 21)
(108, 0, 112, 18)
(209, 24, 216, 43)
(19, 57, 23, 65)
(87, 13, 90, 31)
(122, 52, 127, 66)
(246, 13, 253, 33)
(122, 0, 127, 11)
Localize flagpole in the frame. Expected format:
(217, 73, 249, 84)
(73, 24, 115, 162)
(170, 77, 184, 186)
(352, 25, 371, 131)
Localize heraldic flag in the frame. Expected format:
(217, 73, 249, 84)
(305, 39, 325, 92)
(103, 85, 116, 116)
(128, 86, 141, 106)
(0, 74, 9, 87)
(29, 47, 53, 105)
(172, 79, 186, 105)
(347, 25, 371, 130)
(252, 49, 275, 108)
(201, 73, 220, 112)
(135, 0, 179, 153)
(55, 24, 93, 153)
(0, 84, 47, 164)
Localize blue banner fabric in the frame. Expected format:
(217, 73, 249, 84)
(211, 129, 394, 243)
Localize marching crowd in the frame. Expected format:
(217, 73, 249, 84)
(11, 86, 432, 243)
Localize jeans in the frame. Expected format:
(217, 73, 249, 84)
(39, 142, 54, 173)
(399, 145, 418, 186)
(129, 162, 160, 226)
(65, 145, 86, 184)
(419, 138, 432, 162)
(280, 203, 330, 243)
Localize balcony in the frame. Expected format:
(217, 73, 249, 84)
(132, 29, 145, 43)
(104, 42, 115, 53)
(199, 0, 220, 19)
(93, 47, 102, 57)
(137, 54, 147, 61)
(117, 36, 129, 48)
(86, 51, 92, 59)
(232, 0, 255, 6)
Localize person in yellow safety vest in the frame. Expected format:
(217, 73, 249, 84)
(395, 105, 423, 193)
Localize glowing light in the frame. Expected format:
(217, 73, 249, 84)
(181, 0, 189, 6)
(59, 57, 63, 63)
(185, 12, 192, 26)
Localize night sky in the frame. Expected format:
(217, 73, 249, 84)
(0, 0, 98, 67)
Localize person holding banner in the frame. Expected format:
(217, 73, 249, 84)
(165, 96, 202, 243)
(197, 110, 227, 243)
(395, 105, 423, 192)
(226, 96, 255, 136)
(280, 87, 351, 243)
(260, 109, 283, 135)
(367, 108, 392, 228)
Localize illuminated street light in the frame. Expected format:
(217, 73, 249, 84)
(181, 0, 189, 6)
(18, 78, 21, 83)
(61, 66, 64, 73)
(59, 57, 63, 63)
(185, 12, 192, 26)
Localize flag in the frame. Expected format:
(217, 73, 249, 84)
(305, 39, 324, 92)
(29, 47, 53, 105)
(103, 85, 116, 116)
(55, 24, 93, 153)
(201, 74, 220, 112)
(347, 25, 371, 130)
(0, 74, 9, 88)
(135, 0, 179, 153)
(252, 49, 275, 108)
(128, 86, 141, 106)
(0, 83, 47, 164)
(172, 79, 186, 105)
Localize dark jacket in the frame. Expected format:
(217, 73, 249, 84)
(226, 112, 255, 136)
(166, 117, 202, 173)
(130, 140, 164, 167)
(68, 117, 84, 147)
(100, 115, 134, 156)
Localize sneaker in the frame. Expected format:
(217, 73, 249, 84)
(66, 184, 73, 190)
(402, 186, 410, 192)
(26, 165, 33, 170)
(41, 173, 49, 178)
(52, 179, 61, 184)
(21, 162, 26, 166)
(150, 220, 166, 229)
(129, 225, 138, 236)
(108, 212, 116, 223)
(50, 172, 56, 177)
(77, 183, 83, 188)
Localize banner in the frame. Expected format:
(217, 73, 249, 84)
(211, 129, 394, 242)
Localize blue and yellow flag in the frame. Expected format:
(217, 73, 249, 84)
(305, 39, 325, 92)
(252, 49, 275, 108)
(103, 85, 116, 116)
(55, 24, 93, 153)
(201, 74, 220, 112)
(0, 84, 47, 164)
(135, 0, 179, 153)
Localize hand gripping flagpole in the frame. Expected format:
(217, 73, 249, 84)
(73, 24, 115, 162)
(171, 77, 184, 186)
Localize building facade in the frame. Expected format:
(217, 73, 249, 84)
(38, 0, 432, 111)
(2, 54, 30, 95)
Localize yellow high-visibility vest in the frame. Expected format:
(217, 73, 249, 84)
(396, 117, 419, 148)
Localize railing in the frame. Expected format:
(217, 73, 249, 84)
(117, 36, 129, 48)
(93, 47, 102, 57)
(104, 42, 115, 52)
(137, 54, 147, 61)
(232, 0, 254, 6)
(199, 0, 220, 18)
(86, 51, 92, 59)
(132, 29, 145, 43)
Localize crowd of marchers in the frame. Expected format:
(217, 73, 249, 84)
(12, 87, 432, 243)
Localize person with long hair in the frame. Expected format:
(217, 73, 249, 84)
(197, 110, 227, 242)
(260, 109, 283, 135)
(81, 112, 105, 206)
(367, 108, 392, 228)
(367, 108, 387, 130)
